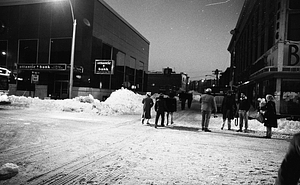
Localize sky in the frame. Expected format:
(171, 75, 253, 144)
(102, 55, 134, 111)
(103, 0, 245, 80)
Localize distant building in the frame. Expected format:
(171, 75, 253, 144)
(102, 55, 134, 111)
(147, 67, 189, 95)
(228, 0, 300, 118)
(0, 0, 150, 100)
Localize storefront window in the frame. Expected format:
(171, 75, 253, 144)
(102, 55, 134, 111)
(289, 0, 300, 9)
(19, 39, 38, 64)
(50, 38, 71, 64)
(0, 40, 7, 67)
(287, 13, 300, 41)
(281, 79, 300, 115)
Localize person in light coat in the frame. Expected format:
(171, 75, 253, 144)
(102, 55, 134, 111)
(200, 88, 217, 132)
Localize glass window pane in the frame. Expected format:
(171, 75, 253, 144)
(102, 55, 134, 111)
(50, 38, 71, 64)
(289, 0, 300, 9)
(288, 13, 300, 41)
(0, 41, 7, 67)
(19, 40, 38, 64)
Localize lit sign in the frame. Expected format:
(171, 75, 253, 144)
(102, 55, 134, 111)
(0, 67, 10, 76)
(17, 64, 67, 70)
(94, 60, 114, 74)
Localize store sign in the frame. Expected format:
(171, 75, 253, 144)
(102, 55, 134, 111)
(285, 43, 300, 66)
(0, 67, 10, 76)
(94, 60, 114, 74)
(17, 64, 67, 70)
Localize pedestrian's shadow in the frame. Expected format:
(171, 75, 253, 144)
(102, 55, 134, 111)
(145, 124, 199, 132)
(166, 125, 199, 132)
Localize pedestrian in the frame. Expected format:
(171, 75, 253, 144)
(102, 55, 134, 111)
(262, 94, 278, 138)
(179, 92, 187, 110)
(187, 93, 193, 109)
(199, 88, 217, 132)
(154, 93, 168, 128)
(141, 92, 154, 125)
(166, 92, 177, 125)
(221, 90, 236, 130)
(275, 132, 300, 185)
(237, 92, 250, 132)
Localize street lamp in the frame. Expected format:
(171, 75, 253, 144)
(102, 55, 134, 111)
(68, 0, 76, 99)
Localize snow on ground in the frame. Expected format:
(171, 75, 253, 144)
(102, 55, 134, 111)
(4, 88, 300, 135)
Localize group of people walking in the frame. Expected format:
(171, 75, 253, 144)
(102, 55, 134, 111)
(141, 92, 177, 128)
(219, 89, 278, 138)
(142, 88, 278, 138)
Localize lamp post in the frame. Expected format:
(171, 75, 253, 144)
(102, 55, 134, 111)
(68, 0, 76, 99)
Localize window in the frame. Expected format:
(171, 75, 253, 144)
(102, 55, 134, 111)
(50, 38, 71, 64)
(0, 40, 7, 67)
(289, 0, 300, 9)
(102, 43, 112, 59)
(19, 39, 38, 64)
(287, 13, 300, 41)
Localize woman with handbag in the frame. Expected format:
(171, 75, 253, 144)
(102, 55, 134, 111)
(262, 94, 278, 138)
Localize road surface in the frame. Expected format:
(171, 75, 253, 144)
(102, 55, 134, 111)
(0, 102, 293, 185)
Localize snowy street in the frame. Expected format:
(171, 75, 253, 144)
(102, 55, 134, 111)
(0, 94, 295, 185)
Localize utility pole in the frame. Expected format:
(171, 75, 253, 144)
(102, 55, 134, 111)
(212, 69, 222, 86)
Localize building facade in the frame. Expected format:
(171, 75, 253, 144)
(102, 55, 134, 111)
(147, 68, 189, 95)
(228, 0, 300, 117)
(0, 0, 150, 100)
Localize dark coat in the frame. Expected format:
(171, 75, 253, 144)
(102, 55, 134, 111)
(276, 132, 300, 185)
(142, 96, 154, 119)
(238, 98, 250, 111)
(221, 94, 236, 119)
(166, 97, 177, 113)
(155, 96, 167, 113)
(263, 101, 278, 128)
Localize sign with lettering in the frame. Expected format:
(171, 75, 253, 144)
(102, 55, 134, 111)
(94, 60, 114, 74)
(17, 64, 67, 70)
(284, 42, 300, 66)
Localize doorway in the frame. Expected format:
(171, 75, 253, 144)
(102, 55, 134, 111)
(54, 80, 68, 99)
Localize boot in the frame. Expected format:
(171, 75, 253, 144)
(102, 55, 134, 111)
(228, 122, 231, 130)
(221, 122, 225, 130)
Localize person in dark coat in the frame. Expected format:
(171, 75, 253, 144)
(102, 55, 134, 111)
(262, 94, 278, 138)
(276, 132, 300, 185)
(187, 93, 193, 109)
(237, 92, 250, 132)
(141, 92, 154, 124)
(221, 90, 236, 130)
(165, 92, 177, 125)
(154, 93, 168, 128)
(179, 92, 187, 110)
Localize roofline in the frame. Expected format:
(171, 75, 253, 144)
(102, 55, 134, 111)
(97, 0, 150, 44)
(0, 0, 64, 6)
(0, 0, 150, 44)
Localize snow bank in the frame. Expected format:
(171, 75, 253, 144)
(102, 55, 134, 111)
(0, 94, 10, 102)
(7, 88, 143, 116)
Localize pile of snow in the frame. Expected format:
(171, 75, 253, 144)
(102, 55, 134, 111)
(0, 94, 10, 102)
(8, 88, 144, 116)
(0, 163, 19, 180)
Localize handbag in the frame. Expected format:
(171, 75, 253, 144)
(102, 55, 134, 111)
(256, 112, 264, 123)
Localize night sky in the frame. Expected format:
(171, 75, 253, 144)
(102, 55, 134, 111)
(103, 0, 245, 80)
